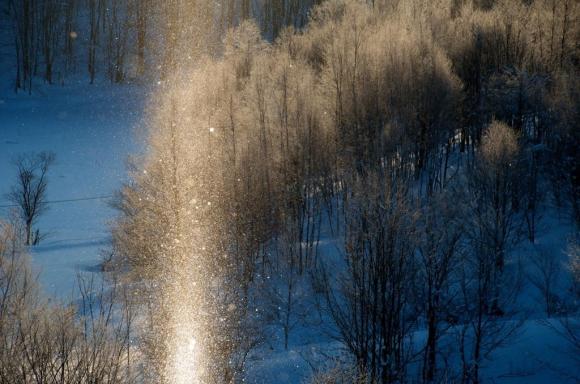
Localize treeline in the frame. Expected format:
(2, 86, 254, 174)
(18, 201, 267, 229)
(111, 0, 579, 383)
(4, 0, 320, 93)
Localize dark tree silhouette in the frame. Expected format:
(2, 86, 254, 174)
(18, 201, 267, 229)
(7, 152, 55, 245)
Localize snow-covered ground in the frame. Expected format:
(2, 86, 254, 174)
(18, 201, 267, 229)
(245, 319, 579, 383)
(0, 80, 148, 297)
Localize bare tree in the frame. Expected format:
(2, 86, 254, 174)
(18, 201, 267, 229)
(317, 170, 418, 383)
(40, 0, 60, 84)
(87, 0, 102, 84)
(417, 190, 463, 382)
(448, 122, 526, 384)
(529, 246, 561, 317)
(134, 0, 149, 76)
(8, 0, 38, 93)
(467, 120, 521, 314)
(456, 228, 524, 384)
(7, 151, 55, 246)
(105, 0, 130, 83)
(63, 0, 77, 73)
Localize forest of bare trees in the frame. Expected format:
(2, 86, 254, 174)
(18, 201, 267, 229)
(4, 0, 321, 92)
(1, 0, 578, 383)
(108, 0, 579, 382)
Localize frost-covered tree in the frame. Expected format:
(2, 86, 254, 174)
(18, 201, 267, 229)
(0, 220, 137, 383)
(466, 120, 521, 314)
